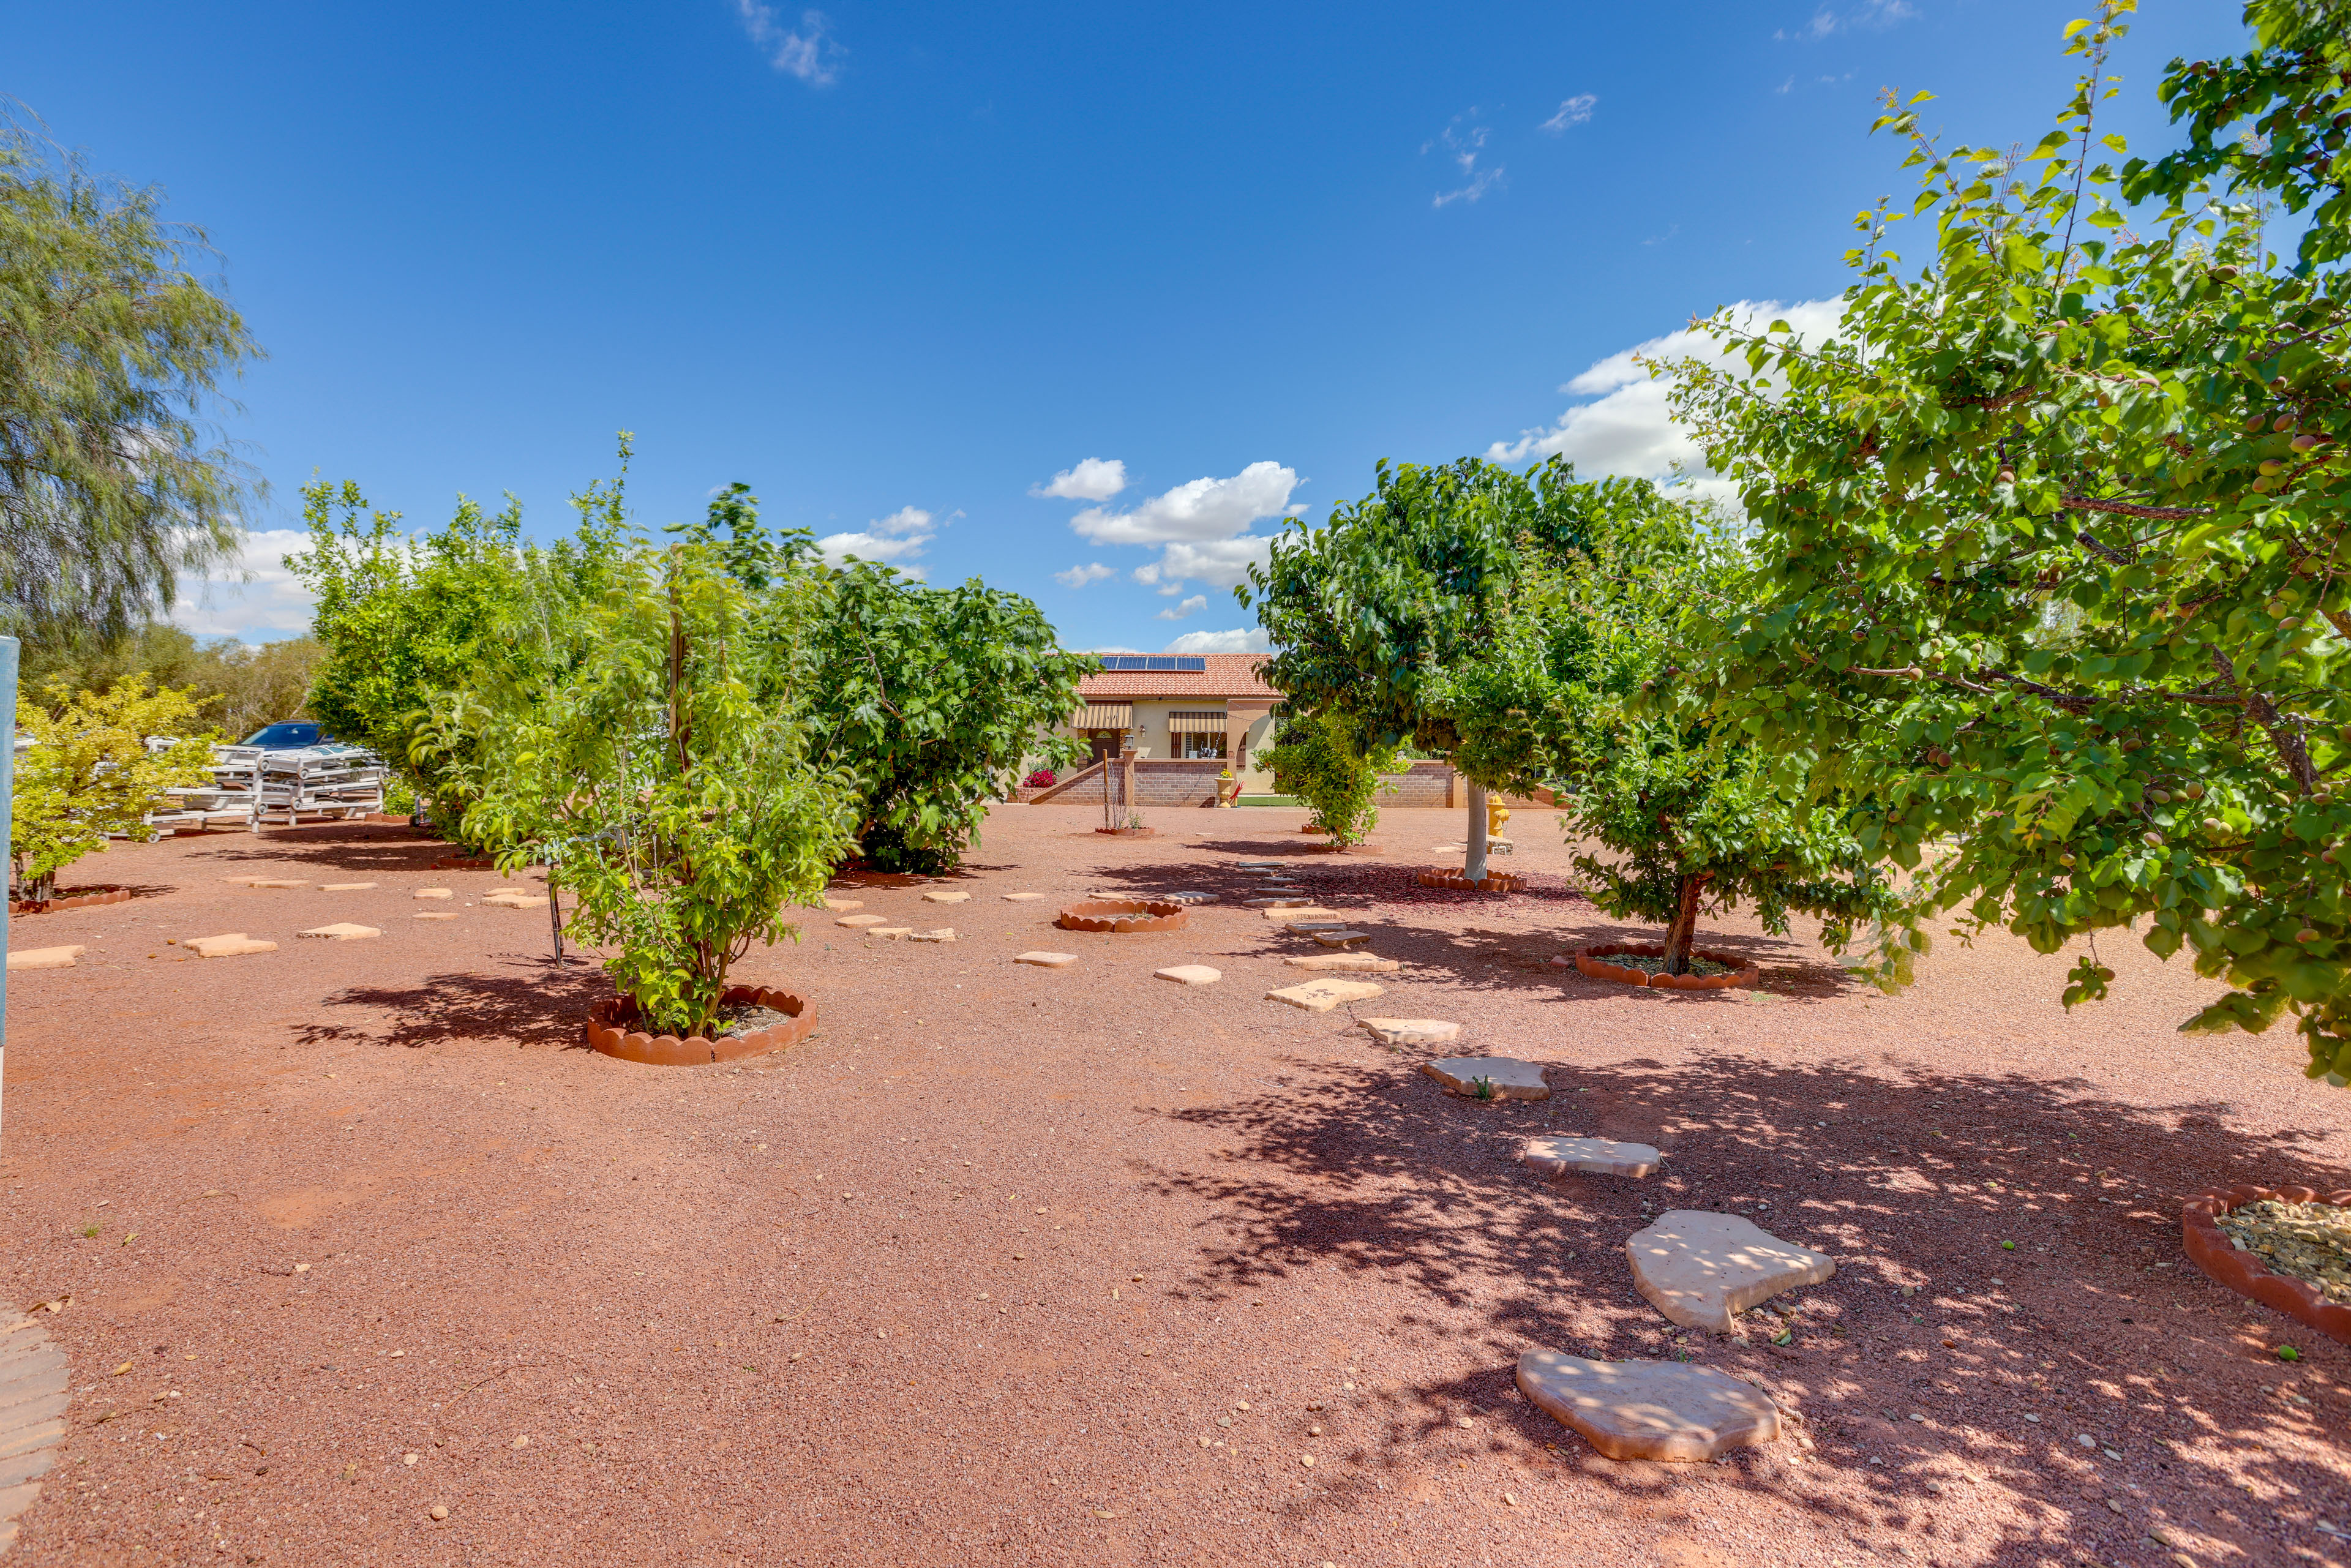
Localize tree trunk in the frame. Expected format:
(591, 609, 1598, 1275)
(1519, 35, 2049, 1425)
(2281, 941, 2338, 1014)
(1661, 872, 1708, 975)
(546, 866, 564, 970)
(1463, 779, 1490, 885)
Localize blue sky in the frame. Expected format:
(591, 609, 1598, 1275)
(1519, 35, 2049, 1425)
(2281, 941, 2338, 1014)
(10, 0, 2252, 651)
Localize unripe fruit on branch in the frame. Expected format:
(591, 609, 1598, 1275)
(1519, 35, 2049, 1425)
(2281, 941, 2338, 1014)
(2181, 781, 2207, 800)
(2300, 929, 2325, 943)
(2143, 831, 2164, 847)
(2205, 817, 2226, 833)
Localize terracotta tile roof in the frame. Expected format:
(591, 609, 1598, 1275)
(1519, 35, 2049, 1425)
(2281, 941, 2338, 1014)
(1076, 654, 1278, 700)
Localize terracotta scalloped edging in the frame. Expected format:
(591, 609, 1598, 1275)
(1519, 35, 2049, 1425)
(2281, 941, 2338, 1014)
(1415, 867, 1524, 893)
(9, 885, 135, 915)
(2183, 1184, 2351, 1345)
(1056, 898, 1191, 934)
(1574, 941, 1760, 992)
(586, 985, 817, 1067)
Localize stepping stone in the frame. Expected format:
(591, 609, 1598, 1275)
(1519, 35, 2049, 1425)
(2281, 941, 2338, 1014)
(1625, 1211, 1836, 1334)
(921, 890, 972, 904)
(822, 898, 863, 912)
(6, 946, 84, 972)
(1311, 929, 1371, 949)
(906, 928, 957, 942)
(1264, 906, 1339, 922)
(178, 933, 277, 959)
(1235, 861, 1284, 870)
(1520, 1135, 1661, 1179)
(299, 923, 381, 941)
(869, 926, 917, 939)
(836, 915, 887, 928)
(1154, 964, 1221, 986)
(414, 888, 453, 901)
(1516, 1352, 1782, 1462)
(1422, 1057, 1549, 1101)
(1265, 980, 1384, 1013)
(1286, 953, 1401, 973)
(482, 890, 549, 909)
(1014, 951, 1077, 968)
(222, 875, 306, 888)
(1284, 919, 1351, 934)
(414, 912, 460, 921)
(1002, 892, 1046, 902)
(321, 882, 378, 892)
(1158, 891, 1219, 905)
(1357, 1018, 1461, 1046)
(1243, 896, 1313, 909)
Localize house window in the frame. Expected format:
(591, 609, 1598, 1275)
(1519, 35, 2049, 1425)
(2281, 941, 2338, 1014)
(1168, 711, 1226, 760)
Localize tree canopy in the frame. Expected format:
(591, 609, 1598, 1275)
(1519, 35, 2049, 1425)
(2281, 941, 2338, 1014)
(1666, 0, 2351, 1072)
(0, 121, 261, 645)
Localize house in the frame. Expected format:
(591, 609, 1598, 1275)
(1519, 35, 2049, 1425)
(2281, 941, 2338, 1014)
(1063, 653, 1281, 792)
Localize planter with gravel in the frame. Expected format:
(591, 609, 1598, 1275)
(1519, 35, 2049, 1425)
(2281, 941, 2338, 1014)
(1415, 868, 1523, 893)
(1056, 898, 1191, 934)
(585, 985, 816, 1067)
(1574, 941, 1759, 991)
(9, 885, 136, 916)
(2183, 1184, 2351, 1345)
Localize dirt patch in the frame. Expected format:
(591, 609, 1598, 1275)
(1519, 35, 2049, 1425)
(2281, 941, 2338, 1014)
(4, 804, 2350, 1566)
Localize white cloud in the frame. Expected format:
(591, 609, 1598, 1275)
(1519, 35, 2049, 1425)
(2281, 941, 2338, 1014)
(734, 2, 842, 84)
(1153, 537, 1274, 590)
(169, 528, 318, 641)
(1541, 94, 1597, 133)
(1053, 561, 1116, 588)
(1484, 298, 1845, 505)
(1428, 114, 1502, 208)
(1155, 594, 1209, 621)
(1070, 462, 1296, 547)
(1777, 0, 1915, 39)
(816, 505, 936, 577)
(1161, 626, 1270, 655)
(1031, 457, 1127, 502)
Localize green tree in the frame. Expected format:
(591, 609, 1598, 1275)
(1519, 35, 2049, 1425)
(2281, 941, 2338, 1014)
(0, 120, 261, 644)
(12, 676, 214, 899)
(806, 563, 1090, 873)
(1665, 0, 2351, 1070)
(1261, 709, 1399, 847)
(464, 544, 857, 1034)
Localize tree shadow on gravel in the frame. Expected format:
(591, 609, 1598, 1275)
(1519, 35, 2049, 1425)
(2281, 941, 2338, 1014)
(290, 959, 610, 1050)
(200, 823, 460, 875)
(1142, 1051, 2351, 1561)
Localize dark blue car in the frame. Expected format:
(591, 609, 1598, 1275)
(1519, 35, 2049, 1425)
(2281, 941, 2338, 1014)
(240, 722, 329, 750)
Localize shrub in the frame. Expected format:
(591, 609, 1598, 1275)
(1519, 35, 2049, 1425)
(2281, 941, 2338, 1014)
(11, 677, 214, 900)
(1262, 710, 1397, 847)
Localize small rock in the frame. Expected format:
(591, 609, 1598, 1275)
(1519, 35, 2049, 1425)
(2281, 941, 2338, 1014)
(1421, 1057, 1550, 1101)
(1265, 980, 1385, 1013)
(921, 890, 972, 904)
(2076, 1433, 2098, 1449)
(1014, 951, 1078, 968)
(1155, 964, 1222, 986)
(836, 914, 887, 928)
(429, 1504, 449, 1521)
(1358, 1018, 1462, 1046)
(1625, 1211, 1837, 1334)
(1517, 1351, 1782, 1461)
(1520, 1135, 1661, 1179)
(512, 1435, 530, 1449)
(299, 923, 381, 941)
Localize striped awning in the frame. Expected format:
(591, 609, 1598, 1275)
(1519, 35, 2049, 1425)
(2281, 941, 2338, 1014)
(1077, 703, 1133, 728)
(1167, 710, 1227, 733)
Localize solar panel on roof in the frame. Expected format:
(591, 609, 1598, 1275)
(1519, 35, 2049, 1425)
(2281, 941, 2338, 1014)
(1096, 655, 1207, 672)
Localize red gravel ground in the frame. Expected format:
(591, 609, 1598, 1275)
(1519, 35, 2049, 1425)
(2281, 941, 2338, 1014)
(5, 803, 2350, 1567)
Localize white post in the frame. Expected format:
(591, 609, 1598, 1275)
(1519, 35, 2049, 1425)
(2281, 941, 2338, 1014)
(1464, 777, 1490, 885)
